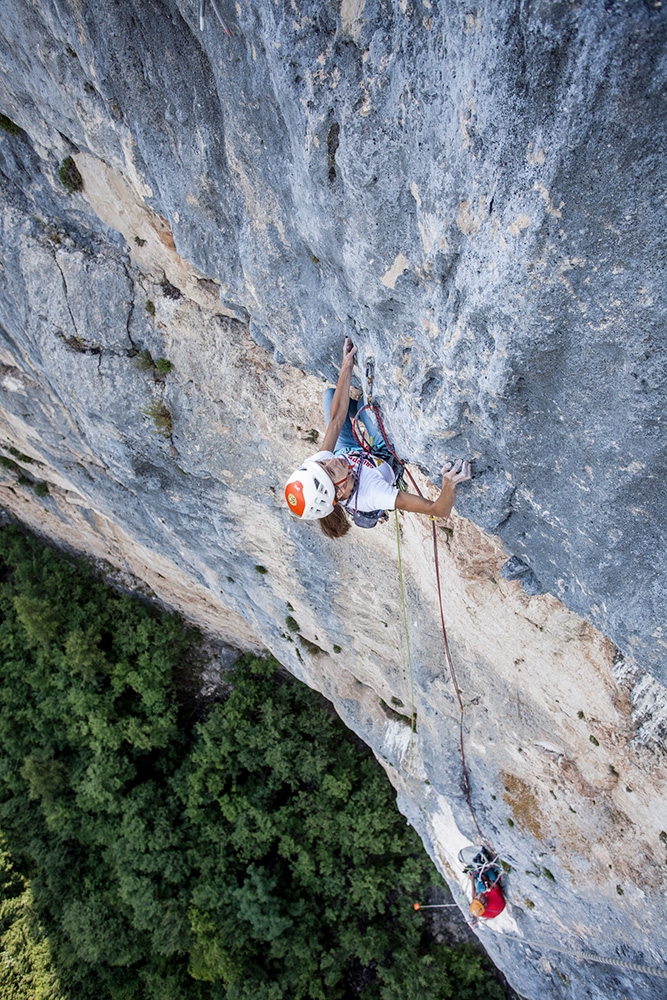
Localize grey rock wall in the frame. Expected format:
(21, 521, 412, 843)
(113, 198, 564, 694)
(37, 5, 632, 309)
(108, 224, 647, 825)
(3, 0, 665, 680)
(0, 2, 666, 998)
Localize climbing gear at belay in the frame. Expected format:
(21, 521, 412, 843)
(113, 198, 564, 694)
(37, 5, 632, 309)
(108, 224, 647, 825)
(412, 848, 505, 920)
(458, 845, 506, 920)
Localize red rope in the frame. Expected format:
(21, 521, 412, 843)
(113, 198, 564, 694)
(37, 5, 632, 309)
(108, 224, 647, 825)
(354, 400, 488, 844)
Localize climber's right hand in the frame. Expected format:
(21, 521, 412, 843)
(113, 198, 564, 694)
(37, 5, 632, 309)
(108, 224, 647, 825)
(342, 336, 357, 370)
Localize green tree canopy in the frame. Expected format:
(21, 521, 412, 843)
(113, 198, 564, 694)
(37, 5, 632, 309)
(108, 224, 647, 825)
(0, 526, 504, 1000)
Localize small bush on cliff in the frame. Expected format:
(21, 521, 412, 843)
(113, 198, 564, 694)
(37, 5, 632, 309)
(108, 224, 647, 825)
(155, 357, 174, 375)
(58, 156, 83, 193)
(0, 113, 20, 136)
(136, 347, 155, 370)
(0, 526, 504, 1000)
(143, 399, 173, 436)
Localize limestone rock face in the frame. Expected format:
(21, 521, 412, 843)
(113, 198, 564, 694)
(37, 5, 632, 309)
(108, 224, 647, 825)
(0, 2, 666, 997)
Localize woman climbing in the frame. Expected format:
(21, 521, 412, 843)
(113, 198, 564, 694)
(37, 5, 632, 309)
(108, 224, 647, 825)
(284, 337, 472, 538)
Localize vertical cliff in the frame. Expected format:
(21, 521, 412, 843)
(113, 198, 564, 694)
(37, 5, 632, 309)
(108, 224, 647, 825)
(0, 2, 666, 997)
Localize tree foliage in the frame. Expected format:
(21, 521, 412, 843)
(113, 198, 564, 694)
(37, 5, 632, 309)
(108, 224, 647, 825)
(0, 526, 504, 1000)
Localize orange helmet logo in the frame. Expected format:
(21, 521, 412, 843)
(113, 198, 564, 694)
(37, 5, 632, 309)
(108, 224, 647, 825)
(285, 480, 305, 516)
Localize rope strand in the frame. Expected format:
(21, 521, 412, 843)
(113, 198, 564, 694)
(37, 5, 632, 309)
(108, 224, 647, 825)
(475, 928, 667, 981)
(353, 400, 486, 842)
(394, 511, 417, 772)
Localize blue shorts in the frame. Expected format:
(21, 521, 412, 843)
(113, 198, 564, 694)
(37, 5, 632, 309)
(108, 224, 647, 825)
(322, 388, 386, 456)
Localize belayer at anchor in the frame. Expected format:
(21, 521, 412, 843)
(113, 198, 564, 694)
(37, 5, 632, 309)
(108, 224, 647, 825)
(284, 337, 472, 538)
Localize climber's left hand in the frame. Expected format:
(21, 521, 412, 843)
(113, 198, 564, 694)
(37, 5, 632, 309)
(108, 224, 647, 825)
(442, 459, 472, 484)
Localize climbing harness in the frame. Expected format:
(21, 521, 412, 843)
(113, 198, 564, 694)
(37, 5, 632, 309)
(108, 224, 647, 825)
(341, 452, 390, 529)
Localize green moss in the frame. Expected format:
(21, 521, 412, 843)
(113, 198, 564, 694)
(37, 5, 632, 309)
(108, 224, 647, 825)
(577, 710, 585, 719)
(589, 734, 600, 747)
(145, 300, 155, 316)
(285, 615, 300, 633)
(332, 644, 342, 653)
(155, 358, 174, 375)
(379, 700, 413, 727)
(33, 481, 49, 498)
(136, 349, 155, 371)
(58, 156, 83, 194)
(254, 565, 268, 575)
(298, 635, 326, 656)
(134, 236, 147, 246)
(8, 447, 33, 463)
(523, 898, 535, 910)
(142, 400, 172, 437)
(616, 885, 624, 896)
(0, 113, 20, 136)
(63, 335, 90, 353)
(542, 867, 556, 882)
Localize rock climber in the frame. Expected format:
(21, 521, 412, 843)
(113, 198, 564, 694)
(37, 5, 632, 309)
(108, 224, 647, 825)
(284, 337, 472, 538)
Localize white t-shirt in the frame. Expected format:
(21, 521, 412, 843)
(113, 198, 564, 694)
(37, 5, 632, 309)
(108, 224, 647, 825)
(309, 450, 399, 512)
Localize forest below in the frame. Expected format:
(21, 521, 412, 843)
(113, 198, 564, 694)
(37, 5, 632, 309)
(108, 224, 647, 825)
(0, 525, 504, 1000)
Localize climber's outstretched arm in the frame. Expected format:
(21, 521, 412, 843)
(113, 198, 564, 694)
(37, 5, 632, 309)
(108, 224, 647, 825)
(395, 461, 472, 520)
(321, 337, 358, 453)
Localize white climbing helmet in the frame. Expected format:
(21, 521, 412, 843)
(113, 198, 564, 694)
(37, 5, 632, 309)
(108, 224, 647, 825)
(284, 460, 335, 520)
